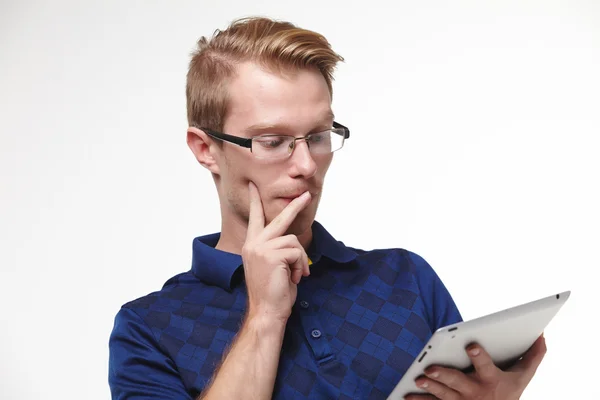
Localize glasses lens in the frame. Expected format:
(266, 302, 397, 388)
(308, 130, 345, 154)
(252, 135, 295, 159)
(251, 130, 345, 159)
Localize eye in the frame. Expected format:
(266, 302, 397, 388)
(256, 136, 286, 149)
(308, 132, 329, 143)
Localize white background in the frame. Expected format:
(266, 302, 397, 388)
(1, 0, 598, 399)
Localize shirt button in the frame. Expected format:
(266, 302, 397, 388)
(300, 300, 309, 309)
(311, 329, 322, 339)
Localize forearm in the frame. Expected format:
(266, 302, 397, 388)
(198, 313, 286, 400)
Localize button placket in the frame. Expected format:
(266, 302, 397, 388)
(296, 286, 333, 363)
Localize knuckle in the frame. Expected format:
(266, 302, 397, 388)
(445, 372, 456, 386)
(256, 247, 268, 259)
(293, 248, 302, 260)
(286, 234, 301, 246)
(433, 386, 447, 398)
(481, 360, 496, 372)
(241, 242, 255, 255)
(242, 242, 264, 259)
(241, 246, 251, 258)
(481, 368, 498, 382)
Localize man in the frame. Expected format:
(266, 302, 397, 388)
(108, 17, 546, 400)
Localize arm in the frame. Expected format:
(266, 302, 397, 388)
(110, 182, 310, 399)
(408, 251, 463, 329)
(198, 314, 286, 400)
(405, 334, 547, 400)
(200, 182, 312, 399)
(108, 307, 193, 400)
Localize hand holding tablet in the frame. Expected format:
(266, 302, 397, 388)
(387, 291, 570, 400)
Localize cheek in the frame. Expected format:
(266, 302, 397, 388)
(316, 154, 333, 174)
(220, 154, 250, 214)
(222, 155, 275, 214)
(222, 151, 257, 186)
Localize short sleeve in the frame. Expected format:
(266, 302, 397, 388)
(407, 251, 463, 331)
(108, 307, 194, 400)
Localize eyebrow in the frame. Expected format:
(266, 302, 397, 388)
(244, 110, 335, 135)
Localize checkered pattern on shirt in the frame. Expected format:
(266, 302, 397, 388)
(109, 248, 462, 399)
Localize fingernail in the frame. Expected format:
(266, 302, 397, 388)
(419, 381, 429, 388)
(427, 371, 439, 378)
(469, 348, 480, 356)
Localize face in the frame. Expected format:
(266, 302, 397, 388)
(202, 61, 335, 236)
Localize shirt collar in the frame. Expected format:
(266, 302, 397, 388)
(191, 220, 358, 291)
(308, 220, 358, 265)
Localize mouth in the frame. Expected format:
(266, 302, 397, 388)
(279, 191, 317, 203)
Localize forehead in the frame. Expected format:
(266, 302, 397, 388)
(224, 61, 333, 134)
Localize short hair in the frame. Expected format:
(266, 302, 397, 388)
(185, 17, 344, 131)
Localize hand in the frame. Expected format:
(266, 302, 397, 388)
(405, 334, 547, 400)
(242, 181, 312, 323)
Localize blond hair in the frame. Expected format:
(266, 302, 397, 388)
(186, 17, 344, 131)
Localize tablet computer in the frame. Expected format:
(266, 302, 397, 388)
(387, 290, 571, 399)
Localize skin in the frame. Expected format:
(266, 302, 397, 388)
(405, 335, 547, 400)
(187, 61, 334, 256)
(185, 60, 547, 400)
(185, 61, 334, 399)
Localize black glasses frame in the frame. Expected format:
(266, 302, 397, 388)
(199, 121, 350, 151)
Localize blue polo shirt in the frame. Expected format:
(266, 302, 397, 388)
(108, 221, 462, 399)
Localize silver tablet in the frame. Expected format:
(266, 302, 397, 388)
(387, 290, 571, 399)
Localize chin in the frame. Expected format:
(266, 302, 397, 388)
(287, 216, 314, 236)
(264, 201, 318, 235)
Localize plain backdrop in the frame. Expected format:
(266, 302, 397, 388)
(1, 0, 598, 399)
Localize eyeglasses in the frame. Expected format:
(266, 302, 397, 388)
(199, 121, 350, 160)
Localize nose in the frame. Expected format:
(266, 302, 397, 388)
(288, 139, 317, 179)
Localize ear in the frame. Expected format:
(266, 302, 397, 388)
(187, 126, 221, 175)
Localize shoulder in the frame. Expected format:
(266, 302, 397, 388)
(108, 271, 203, 399)
(344, 245, 462, 328)
(347, 245, 440, 282)
(119, 271, 193, 312)
(108, 270, 220, 365)
(113, 270, 220, 332)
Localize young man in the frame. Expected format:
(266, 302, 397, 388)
(108, 17, 546, 400)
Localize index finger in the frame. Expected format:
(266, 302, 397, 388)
(247, 181, 265, 239)
(466, 343, 500, 382)
(260, 191, 311, 241)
